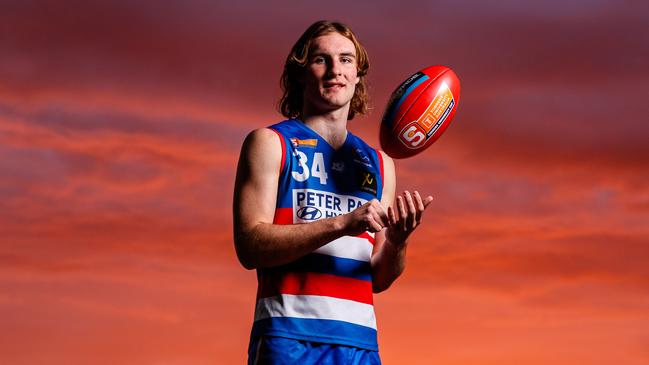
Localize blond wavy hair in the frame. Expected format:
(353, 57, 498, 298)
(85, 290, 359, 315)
(279, 20, 370, 120)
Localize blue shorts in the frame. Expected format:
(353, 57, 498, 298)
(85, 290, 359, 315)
(248, 336, 381, 365)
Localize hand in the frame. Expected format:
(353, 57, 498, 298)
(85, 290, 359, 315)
(386, 191, 433, 246)
(341, 199, 389, 236)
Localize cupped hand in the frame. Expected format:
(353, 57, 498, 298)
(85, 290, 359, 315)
(386, 191, 433, 245)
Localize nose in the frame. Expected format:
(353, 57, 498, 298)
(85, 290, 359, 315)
(326, 59, 342, 78)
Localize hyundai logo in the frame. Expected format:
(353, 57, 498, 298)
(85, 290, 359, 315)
(297, 206, 322, 220)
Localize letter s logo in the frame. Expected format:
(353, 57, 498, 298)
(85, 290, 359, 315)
(401, 125, 426, 148)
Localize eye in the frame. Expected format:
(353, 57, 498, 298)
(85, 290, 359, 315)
(312, 56, 326, 64)
(341, 57, 353, 64)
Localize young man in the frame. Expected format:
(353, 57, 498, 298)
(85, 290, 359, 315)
(233, 20, 433, 364)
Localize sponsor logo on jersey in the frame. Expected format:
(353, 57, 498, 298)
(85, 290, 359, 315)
(296, 206, 322, 220)
(352, 148, 372, 168)
(292, 189, 367, 223)
(358, 171, 377, 195)
(290, 138, 318, 148)
(331, 161, 345, 172)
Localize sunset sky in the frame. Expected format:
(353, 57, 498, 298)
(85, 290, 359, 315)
(1, 1, 648, 364)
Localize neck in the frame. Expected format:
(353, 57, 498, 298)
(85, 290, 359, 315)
(301, 106, 350, 149)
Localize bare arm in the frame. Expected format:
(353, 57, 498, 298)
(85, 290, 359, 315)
(233, 128, 388, 270)
(371, 152, 433, 293)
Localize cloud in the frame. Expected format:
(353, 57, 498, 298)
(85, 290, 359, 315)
(0, 0, 289, 122)
(1, 2, 648, 364)
(376, 282, 649, 365)
(0, 102, 243, 260)
(0, 252, 254, 365)
(405, 228, 649, 298)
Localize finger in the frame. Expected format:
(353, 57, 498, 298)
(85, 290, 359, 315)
(372, 199, 389, 222)
(423, 195, 434, 208)
(387, 206, 397, 226)
(366, 214, 383, 233)
(414, 191, 425, 210)
(413, 191, 424, 224)
(404, 191, 417, 230)
(397, 195, 407, 231)
(370, 210, 387, 230)
(367, 200, 387, 228)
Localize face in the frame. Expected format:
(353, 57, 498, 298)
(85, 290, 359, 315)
(302, 32, 361, 115)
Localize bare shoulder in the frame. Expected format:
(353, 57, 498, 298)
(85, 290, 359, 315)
(242, 127, 281, 152)
(234, 127, 283, 226)
(239, 128, 282, 166)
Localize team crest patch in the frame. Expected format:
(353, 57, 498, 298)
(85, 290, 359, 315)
(357, 170, 377, 195)
(331, 161, 345, 172)
(290, 138, 318, 148)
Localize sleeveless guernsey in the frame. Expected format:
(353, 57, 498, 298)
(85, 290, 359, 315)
(250, 119, 384, 351)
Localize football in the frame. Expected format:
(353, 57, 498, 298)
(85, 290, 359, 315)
(379, 65, 461, 159)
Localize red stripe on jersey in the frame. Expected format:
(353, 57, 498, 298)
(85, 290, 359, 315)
(273, 207, 292, 224)
(269, 128, 286, 175)
(358, 232, 375, 245)
(258, 271, 373, 305)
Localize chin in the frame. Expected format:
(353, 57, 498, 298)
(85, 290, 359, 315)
(325, 100, 351, 111)
(305, 92, 353, 114)
(321, 94, 353, 107)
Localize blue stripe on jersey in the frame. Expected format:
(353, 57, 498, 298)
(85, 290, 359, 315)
(266, 253, 372, 282)
(252, 317, 378, 351)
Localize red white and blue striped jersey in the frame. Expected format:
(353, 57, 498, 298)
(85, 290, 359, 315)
(250, 119, 384, 351)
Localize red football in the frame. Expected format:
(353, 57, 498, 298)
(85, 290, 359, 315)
(379, 65, 461, 159)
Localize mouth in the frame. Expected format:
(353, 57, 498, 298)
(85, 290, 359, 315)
(323, 82, 345, 90)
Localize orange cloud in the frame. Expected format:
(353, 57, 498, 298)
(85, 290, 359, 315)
(1, 1, 648, 364)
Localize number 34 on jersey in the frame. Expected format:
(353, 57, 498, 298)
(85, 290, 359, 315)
(291, 151, 328, 185)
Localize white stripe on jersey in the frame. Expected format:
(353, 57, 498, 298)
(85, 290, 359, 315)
(255, 294, 377, 329)
(313, 236, 373, 262)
